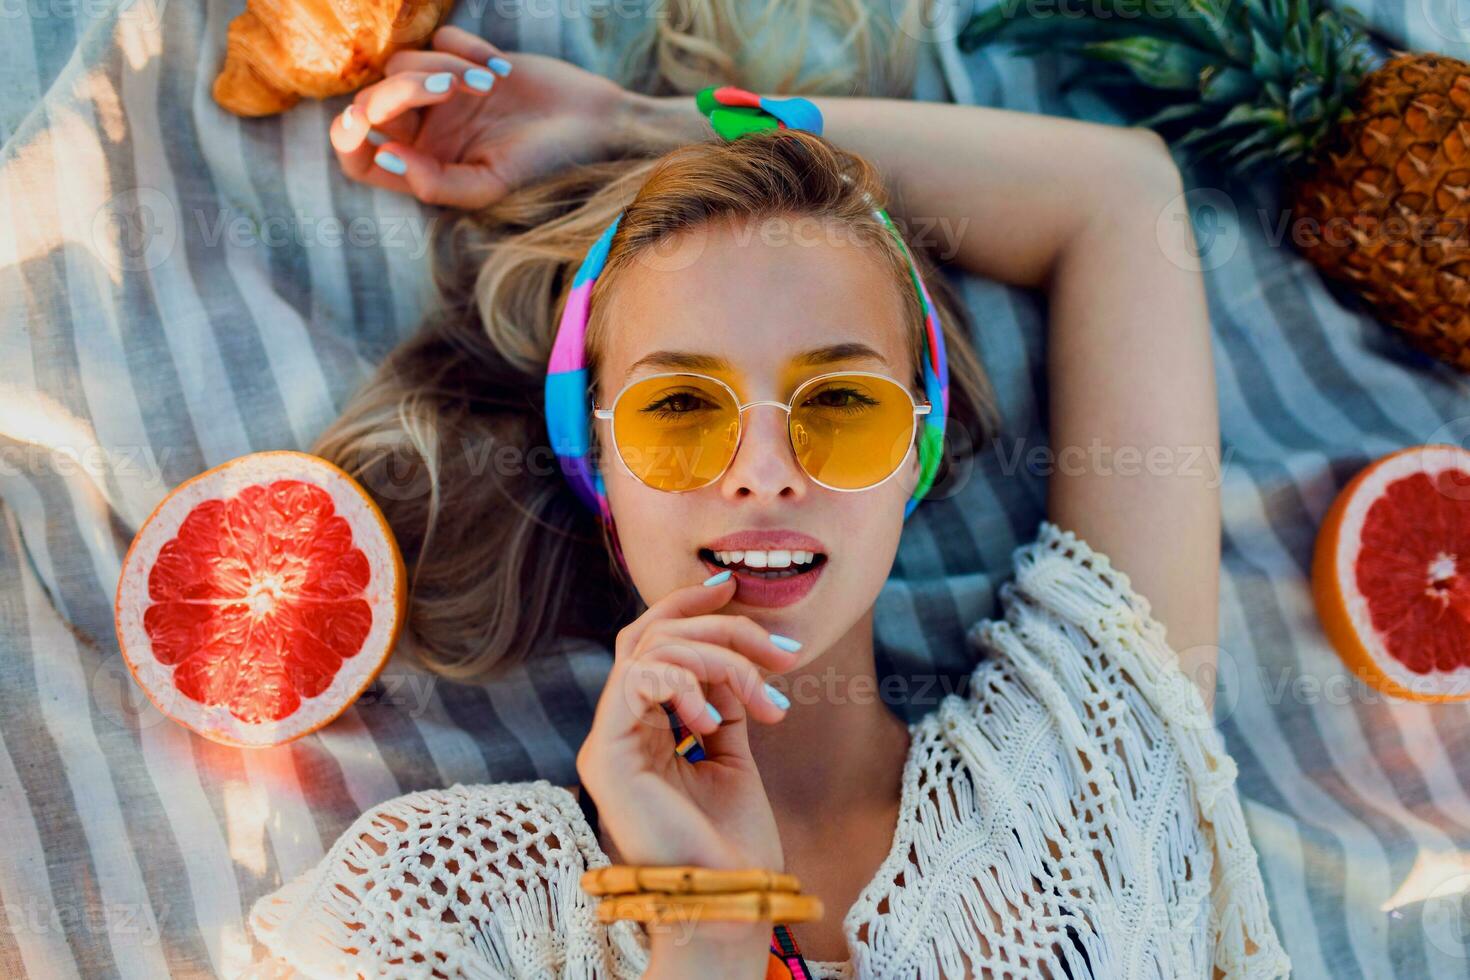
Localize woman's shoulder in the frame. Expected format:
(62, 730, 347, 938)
(245, 779, 610, 979)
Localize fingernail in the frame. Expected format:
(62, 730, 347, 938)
(340, 105, 355, 129)
(365, 128, 389, 147)
(705, 703, 723, 724)
(763, 683, 790, 710)
(463, 68, 495, 92)
(374, 150, 407, 175)
(424, 72, 453, 94)
(769, 633, 802, 653)
(702, 569, 732, 587)
(487, 56, 512, 76)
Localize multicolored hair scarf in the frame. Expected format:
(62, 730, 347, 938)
(544, 86, 950, 575)
(548, 87, 950, 978)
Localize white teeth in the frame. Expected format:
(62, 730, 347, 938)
(709, 548, 823, 569)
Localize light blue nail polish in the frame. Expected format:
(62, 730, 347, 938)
(463, 68, 495, 92)
(705, 703, 723, 724)
(424, 72, 453, 94)
(340, 106, 355, 130)
(763, 683, 790, 710)
(487, 56, 513, 76)
(769, 633, 802, 653)
(702, 569, 732, 586)
(374, 150, 407, 175)
(365, 128, 389, 147)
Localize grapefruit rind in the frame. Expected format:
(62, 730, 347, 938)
(114, 451, 407, 746)
(1311, 444, 1470, 703)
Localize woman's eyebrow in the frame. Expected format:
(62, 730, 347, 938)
(625, 342, 888, 378)
(792, 342, 889, 368)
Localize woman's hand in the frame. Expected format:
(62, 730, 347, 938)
(576, 572, 797, 875)
(328, 26, 632, 209)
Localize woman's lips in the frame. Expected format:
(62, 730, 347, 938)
(698, 552, 827, 609)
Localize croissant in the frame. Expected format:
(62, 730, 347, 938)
(213, 0, 456, 117)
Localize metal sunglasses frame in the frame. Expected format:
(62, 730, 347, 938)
(592, 369, 933, 494)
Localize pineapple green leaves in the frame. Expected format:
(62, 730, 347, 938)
(958, 0, 1380, 175)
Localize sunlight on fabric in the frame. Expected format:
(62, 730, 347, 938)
(1380, 848, 1470, 911)
(9, 108, 137, 287)
(217, 921, 258, 980)
(5, 133, 115, 289)
(0, 384, 96, 449)
(225, 780, 271, 877)
(8, 11, 164, 288)
(85, 67, 128, 143)
(221, 777, 272, 979)
(116, 2, 163, 71)
(0, 383, 134, 519)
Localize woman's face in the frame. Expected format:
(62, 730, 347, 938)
(594, 215, 920, 669)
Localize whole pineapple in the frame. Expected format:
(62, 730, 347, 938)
(960, 0, 1470, 371)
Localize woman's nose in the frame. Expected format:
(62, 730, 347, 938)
(719, 403, 807, 504)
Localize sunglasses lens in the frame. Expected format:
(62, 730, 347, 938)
(790, 373, 917, 490)
(612, 375, 740, 491)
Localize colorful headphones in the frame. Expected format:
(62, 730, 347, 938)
(544, 86, 950, 571)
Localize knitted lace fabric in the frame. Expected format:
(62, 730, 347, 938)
(242, 521, 1291, 979)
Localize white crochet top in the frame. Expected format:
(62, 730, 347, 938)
(242, 522, 1290, 979)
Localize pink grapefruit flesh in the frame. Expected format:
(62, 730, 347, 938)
(115, 451, 406, 745)
(1312, 444, 1470, 701)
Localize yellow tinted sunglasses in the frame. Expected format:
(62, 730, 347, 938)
(592, 371, 932, 494)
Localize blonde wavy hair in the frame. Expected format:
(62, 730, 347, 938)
(311, 7, 996, 682)
(612, 0, 926, 97)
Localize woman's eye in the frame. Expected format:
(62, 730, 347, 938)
(806, 387, 877, 410)
(643, 392, 711, 416)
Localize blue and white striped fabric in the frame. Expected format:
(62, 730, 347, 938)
(2, 2, 1467, 978)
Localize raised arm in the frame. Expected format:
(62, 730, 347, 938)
(624, 96, 1220, 705)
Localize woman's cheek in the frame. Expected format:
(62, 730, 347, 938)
(608, 478, 695, 597)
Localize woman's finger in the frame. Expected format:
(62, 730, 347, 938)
(337, 71, 424, 147)
(639, 613, 802, 673)
(638, 640, 789, 765)
(640, 639, 790, 728)
(614, 573, 737, 662)
(580, 659, 712, 784)
(615, 659, 716, 739)
(430, 24, 516, 76)
(698, 671, 767, 762)
(355, 71, 465, 130)
(360, 139, 507, 209)
(382, 49, 503, 95)
(328, 106, 416, 195)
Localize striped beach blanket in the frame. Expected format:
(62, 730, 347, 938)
(2, 1, 1468, 977)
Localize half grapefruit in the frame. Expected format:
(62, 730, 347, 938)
(1311, 444, 1470, 702)
(115, 451, 407, 746)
